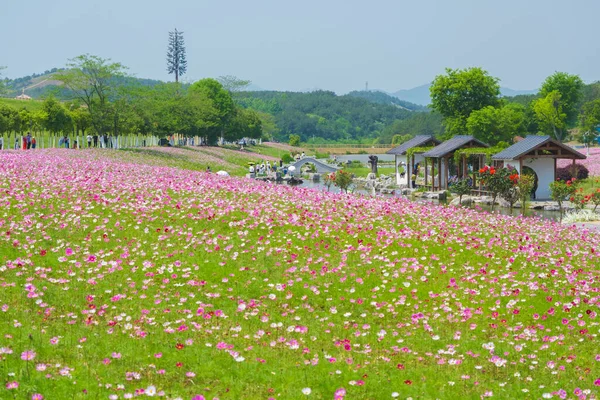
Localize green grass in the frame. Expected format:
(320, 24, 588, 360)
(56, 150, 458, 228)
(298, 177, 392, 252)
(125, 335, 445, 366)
(0, 97, 45, 111)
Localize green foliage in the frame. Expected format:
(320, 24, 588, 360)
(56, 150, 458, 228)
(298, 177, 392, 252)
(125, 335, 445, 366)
(539, 72, 583, 125)
(166, 29, 187, 83)
(430, 67, 500, 136)
(218, 75, 251, 94)
(517, 174, 535, 213)
(478, 165, 518, 211)
(578, 99, 600, 145)
(450, 179, 472, 205)
(346, 90, 428, 111)
(533, 90, 568, 141)
(281, 153, 294, 163)
(550, 178, 577, 219)
(42, 97, 72, 135)
(391, 133, 413, 145)
(406, 146, 434, 159)
(380, 112, 444, 143)
(466, 103, 526, 145)
(236, 90, 413, 143)
(54, 54, 128, 136)
(288, 134, 301, 147)
(453, 146, 507, 166)
(332, 169, 353, 193)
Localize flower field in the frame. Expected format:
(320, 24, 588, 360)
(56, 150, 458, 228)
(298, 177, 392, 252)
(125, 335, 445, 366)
(1, 149, 600, 400)
(558, 147, 600, 176)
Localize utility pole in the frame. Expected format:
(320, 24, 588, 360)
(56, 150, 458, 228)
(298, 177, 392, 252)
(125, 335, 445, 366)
(365, 81, 368, 92)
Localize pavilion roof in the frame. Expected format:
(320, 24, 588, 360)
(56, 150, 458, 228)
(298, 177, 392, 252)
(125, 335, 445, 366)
(492, 135, 586, 160)
(422, 135, 489, 158)
(386, 135, 441, 155)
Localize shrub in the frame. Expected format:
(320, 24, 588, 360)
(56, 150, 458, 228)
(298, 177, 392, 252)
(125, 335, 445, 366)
(333, 170, 353, 193)
(281, 153, 294, 164)
(314, 151, 329, 159)
(450, 179, 472, 205)
(517, 174, 535, 213)
(556, 164, 589, 181)
(550, 178, 577, 221)
(289, 134, 301, 147)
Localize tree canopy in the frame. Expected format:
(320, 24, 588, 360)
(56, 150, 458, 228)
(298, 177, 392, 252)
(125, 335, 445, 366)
(430, 67, 500, 136)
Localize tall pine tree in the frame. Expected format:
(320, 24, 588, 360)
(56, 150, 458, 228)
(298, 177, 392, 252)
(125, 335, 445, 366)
(166, 29, 187, 83)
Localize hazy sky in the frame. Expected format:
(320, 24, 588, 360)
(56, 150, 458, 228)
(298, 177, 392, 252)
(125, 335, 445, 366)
(2, 0, 599, 93)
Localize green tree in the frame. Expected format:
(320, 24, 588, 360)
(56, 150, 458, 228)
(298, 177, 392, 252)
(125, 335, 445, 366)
(539, 72, 583, 126)
(578, 99, 600, 150)
(42, 97, 73, 137)
(55, 54, 128, 137)
(70, 106, 92, 137)
(466, 103, 526, 145)
(189, 79, 234, 143)
(533, 90, 568, 141)
(430, 67, 500, 136)
(289, 134, 301, 147)
(166, 29, 187, 83)
(218, 75, 251, 94)
(333, 170, 354, 193)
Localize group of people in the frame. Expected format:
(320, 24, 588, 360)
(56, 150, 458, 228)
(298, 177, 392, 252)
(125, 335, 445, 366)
(0, 133, 38, 150)
(249, 160, 286, 176)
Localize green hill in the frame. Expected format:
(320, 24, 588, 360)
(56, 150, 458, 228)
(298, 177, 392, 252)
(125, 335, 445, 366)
(346, 90, 428, 111)
(237, 90, 416, 143)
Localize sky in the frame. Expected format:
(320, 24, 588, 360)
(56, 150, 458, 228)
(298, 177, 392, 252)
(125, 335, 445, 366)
(1, 0, 599, 94)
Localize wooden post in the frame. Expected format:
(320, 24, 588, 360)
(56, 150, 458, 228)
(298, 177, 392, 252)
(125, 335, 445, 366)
(444, 156, 449, 190)
(423, 158, 427, 191)
(438, 157, 442, 191)
(554, 158, 557, 181)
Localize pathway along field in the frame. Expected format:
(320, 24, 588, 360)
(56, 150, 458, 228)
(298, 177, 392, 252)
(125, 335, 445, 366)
(1, 149, 599, 399)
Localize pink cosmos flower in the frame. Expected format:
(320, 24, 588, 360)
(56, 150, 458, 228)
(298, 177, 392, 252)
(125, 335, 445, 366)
(21, 350, 36, 360)
(65, 248, 73, 256)
(6, 381, 18, 389)
(32, 395, 44, 400)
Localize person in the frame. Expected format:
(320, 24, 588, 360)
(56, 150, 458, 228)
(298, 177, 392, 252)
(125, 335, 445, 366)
(22, 136, 27, 150)
(279, 159, 283, 168)
(93, 135, 98, 147)
(266, 161, 271, 172)
(15, 137, 19, 150)
(206, 166, 211, 173)
(249, 164, 255, 174)
(26, 132, 32, 149)
(301, 152, 305, 159)
(31, 137, 36, 149)
(87, 134, 92, 148)
(0, 136, 3, 150)
(63, 136, 69, 149)
(73, 140, 78, 149)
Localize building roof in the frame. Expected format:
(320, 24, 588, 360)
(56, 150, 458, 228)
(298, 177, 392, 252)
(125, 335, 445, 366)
(422, 135, 489, 158)
(386, 135, 440, 155)
(492, 135, 586, 160)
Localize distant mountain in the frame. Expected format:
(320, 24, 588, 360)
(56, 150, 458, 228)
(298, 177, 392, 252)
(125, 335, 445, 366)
(499, 87, 537, 97)
(391, 84, 432, 107)
(346, 90, 428, 112)
(391, 84, 537, 106)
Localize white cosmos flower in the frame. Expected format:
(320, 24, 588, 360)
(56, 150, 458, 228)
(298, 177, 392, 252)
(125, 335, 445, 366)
(145, 385, 156, 396)
(302, 387, 311, 395)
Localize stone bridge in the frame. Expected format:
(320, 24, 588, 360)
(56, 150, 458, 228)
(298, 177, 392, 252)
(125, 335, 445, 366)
(290, 158, 339, 174)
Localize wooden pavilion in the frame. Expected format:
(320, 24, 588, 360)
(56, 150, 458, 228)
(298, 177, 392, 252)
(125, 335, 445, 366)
(421, 135, 489, 191)
(386, 135, 440, 187)
(491, 135, 586, 199)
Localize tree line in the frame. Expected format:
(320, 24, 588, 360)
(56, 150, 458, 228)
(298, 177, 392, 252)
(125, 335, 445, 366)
(0, 55, 262, 145)
(383, 68, 600, 147)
